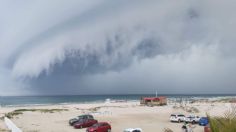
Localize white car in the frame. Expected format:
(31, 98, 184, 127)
(123, 128, 142, 132)
(184, 115, 200, 123)
(170, 114, 185, 122)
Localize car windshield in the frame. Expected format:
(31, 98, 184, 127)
(92, 123, 100, 127)
(74, 117, 80, 120)
(171, 114, 176, 117)
(78, 116, 85, 119)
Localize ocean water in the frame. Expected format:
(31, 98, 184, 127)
(0, 94, 235, 107)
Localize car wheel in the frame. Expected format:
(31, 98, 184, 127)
(192, 120, 196, 124)
(107, 129, 111, 132)
(178, 119, 181, 123)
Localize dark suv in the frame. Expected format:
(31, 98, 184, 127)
(69, 114, 94, 126)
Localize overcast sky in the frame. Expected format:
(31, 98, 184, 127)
(0, 0, 236, 95)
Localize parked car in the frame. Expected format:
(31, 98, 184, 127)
(86, 122, 111, 132)
(170, 114, 185, 122)
(184, 115, 200, 124)
(199, 117, 209, 126)
(69, 114, 94, 125)
(74, 119, 98, 129)
(123, 128, 142, 132)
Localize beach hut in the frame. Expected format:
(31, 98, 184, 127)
(140, 96, 167, 106)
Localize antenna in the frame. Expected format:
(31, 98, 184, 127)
(155, 89, 158, 97)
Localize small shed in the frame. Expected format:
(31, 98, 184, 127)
(140, 96, 167, 106)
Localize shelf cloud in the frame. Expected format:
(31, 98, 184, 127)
(0, 0, 236, 95)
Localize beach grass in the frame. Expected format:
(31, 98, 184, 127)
(208, 105, 236, 132)
(5, 108, 68, 119)
(0, 128, 9, 132)
(5, 111, 23, 119)
(14, 108, 68, 113)
(172, 105, 199, 113)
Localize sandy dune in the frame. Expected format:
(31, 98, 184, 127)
(0, 102, 232, 132)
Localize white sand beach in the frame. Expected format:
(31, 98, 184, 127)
(0, 101, 233, 132)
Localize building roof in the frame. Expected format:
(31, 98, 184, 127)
(142, 96, 166, 101)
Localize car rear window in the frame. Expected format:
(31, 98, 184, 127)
(201, 117, 207, 120)
(102, 123, 108, 126)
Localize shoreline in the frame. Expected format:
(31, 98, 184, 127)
(1, 95, 235, 108)
(0, 100, 139, 108)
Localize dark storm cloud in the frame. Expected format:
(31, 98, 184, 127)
(0, 0, 236, 95)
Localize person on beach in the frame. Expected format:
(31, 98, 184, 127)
(186, 123, 196, 132)
(182, 122, 187, 132)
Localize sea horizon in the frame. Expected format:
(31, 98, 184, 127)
(2, 93, 236, 97)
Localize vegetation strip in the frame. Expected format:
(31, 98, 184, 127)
(5, 109, 68, 119)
